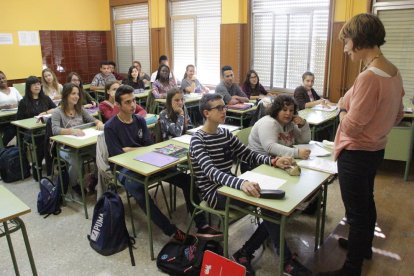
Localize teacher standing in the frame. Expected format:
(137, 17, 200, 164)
(318, 13, 404, 276)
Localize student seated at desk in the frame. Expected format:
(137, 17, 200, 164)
(17, 76, 57, 180)
(241, 70, 268, 99)
(215, 65, 249, 105)
(248, 95, 311, 161)
(41, 68, 62, 101)
(67, 72, 97, 109)
(122, 66, 145, 90)
(0, 70, 22, 146)
(99, 81, 146, 122)
(159, 88, 191, 140)
(294, 72, 332, 110)
(105, 85, 222, 241)
(51, 83, 104, 191)
(189, 93, 311, 276)
(181, 65, 209, 94)
(132, 60, 150, 86)
(90, 61, 117, 91)
(152, 64, 177, 99)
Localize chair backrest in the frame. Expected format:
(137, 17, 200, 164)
(234, 126, 252, 146)
(13, 83, 25, 97)
(187, 152, 198, 208)
(146, 91, 157, 114)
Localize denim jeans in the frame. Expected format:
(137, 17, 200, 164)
(118, 168, 207, 237)
(215, 193, 292, 261)
(338, 149, 384, 276)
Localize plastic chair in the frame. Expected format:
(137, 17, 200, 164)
(233, 126, 252, 175)
(185, 152, 251, 257)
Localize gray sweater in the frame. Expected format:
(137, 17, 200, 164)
(51, 107, 96, 135)
(248, 115, 311, 158)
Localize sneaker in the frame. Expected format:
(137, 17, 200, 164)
(196, 226, 223, 239)
(337, 238, 372, 260)
(172, 229, 196, 243)
(284, 254, 312, 276)
(232, 248, 255, 276)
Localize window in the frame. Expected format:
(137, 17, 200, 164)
(170, 0, 221, 85)
(251, 0, 330, 93)
(374, 1, 414, 98)
(113, 4, 151, 74)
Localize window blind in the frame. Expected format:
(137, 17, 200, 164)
(377, 8, 414, 98)
(113, 4, 150, 74)
(252, 0, 329, 93)
(170, 0, 221, 85)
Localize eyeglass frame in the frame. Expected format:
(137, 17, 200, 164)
(207, 104, 228, 112)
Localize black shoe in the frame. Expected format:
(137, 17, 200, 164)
(232, 248, 255, 276)
(196, 226, 223, 239)
(284, 254, 312, 276)
(337, 238, 372, 260)
(32, 167, 42, 182)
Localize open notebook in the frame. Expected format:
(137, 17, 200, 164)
(311, 104, 337, 112)
(294, 142, 331, 157)
(238, 171, 286, 191)
(134, 152, 178, 167)
(297, 158, 338, 174)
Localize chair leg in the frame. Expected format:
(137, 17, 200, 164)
(159, 182, 172, 219)
(126, 191, 136, 237)
(185, 208, 198, 236)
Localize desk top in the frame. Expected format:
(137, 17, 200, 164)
(298, 108, 337, 125)
(108, 139, 189, 176)
(11, 117, 46, 130)
(218, 164, 330, 216)
(135, 90, 149, 99)
(51, 127, 99, 149)
(0, 109, 17, 118)
(226, 106, 257, 114)
(403, 97, 414, 119)
(0, 185, 31, 223)
(155, 93, 203, 105)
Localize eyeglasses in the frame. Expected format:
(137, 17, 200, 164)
(208, 105, 228, 112)
(249, 75, 258, 79)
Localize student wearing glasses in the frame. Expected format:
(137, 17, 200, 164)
(241, 70, 268, 99)
(190, 93, 311, 276)
(215, 65, 249, 105)
(51, 83, 104, 192)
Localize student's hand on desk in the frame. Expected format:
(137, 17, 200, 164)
(241, 181, 261, 198)
(273, 156, 294, 169)
(96, 121, 104, 131)
(72, 129, 85, 136)
(298, 148, 311, 159)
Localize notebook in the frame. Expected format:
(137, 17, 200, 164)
(227, 103, 254, 110)
(294, 142, 331, 157)
(134, 152, 178, 167)
(297, 158, 338, 174)
(172, 134, 192, 145)
(154, 144, 188, 158)
(238, 171, 286, 191)
(311, 104, 337, 112)
(200, 250, 246, 276)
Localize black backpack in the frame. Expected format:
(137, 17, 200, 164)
(88, 191, 135, 266)
(37, 177, 62, 217)
(157, 238, 223, 276)
(0, 146, 30, 183)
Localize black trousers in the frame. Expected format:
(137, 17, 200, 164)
(338, 149, 384, 276)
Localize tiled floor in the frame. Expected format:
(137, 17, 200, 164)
(1, 160, 413, 276)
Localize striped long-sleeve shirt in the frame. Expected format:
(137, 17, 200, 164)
(190, 127, 272, 208)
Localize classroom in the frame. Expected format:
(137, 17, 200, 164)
(1, 0, 414, 275)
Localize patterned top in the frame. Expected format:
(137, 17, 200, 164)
(91, 73, 116, 88)
(152, 78, 177, 98)
(159, 106, 191, 140)
(190, 128, 271, 208)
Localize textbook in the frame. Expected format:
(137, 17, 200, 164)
(238, 171, 286, 191)
(153, 144, 188, 158)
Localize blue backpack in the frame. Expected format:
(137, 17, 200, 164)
(88, 191, 135, 266)
(0, 146, 30, 183)
(37, 177, 62, 218)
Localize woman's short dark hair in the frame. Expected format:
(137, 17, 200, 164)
(302, 71, 315, 81)
(25, 76, 45, 100)
(269, 94, 298, 119)
(199, 93, 223, 119)
(104, 81, 118, 100)
(66, 72, 83, 91)
(166, 87, 184, 123)
(243, 69, 260, 87)
(339, 13, 386, 50)
(115, 85, 134, 105)
(60, 83, 82, 115)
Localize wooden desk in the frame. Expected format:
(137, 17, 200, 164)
(11, 118, 47, 182)
(298, 108, 338, 140)
(108, 139, 189, 260)
(218, 165, 330, 275)
(0, 185, 37, 276)
(51, 128, 99, 219)
(226, 106, 257, 128)
(384, 97, 414, 180)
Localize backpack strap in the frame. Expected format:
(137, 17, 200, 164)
(128, 236, 136, 266)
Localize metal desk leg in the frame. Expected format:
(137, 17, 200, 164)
(320, 183, 329, 245)
(311, 125, 316, 141)
(279, 216, 287, 276)
(3, 221, 20, 276)
(16, 127, 24, 180)
(16, 217, 38, 276)
(76, 149, 88, 219)
(55, 145, 66, 206)
(30, 131, 41, 183)
(314, 189, 323, 251)
(144, 175, 155, 260)
(224, 197, 231, 258)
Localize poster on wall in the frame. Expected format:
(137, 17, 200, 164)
(18, 31, 39, 46)
(0, 33, 13, 45)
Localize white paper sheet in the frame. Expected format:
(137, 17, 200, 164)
(294, 143, 331, 157)
(65, 128, 103, 140)
(172, 134, 193, 144)
(311, 104, 337, 112)
(238, 171, 286, 191)
(187, 124, 241, 134)
(298, 158, 338, 174)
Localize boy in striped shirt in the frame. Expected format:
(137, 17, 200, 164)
(189, 94, 311, 276)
